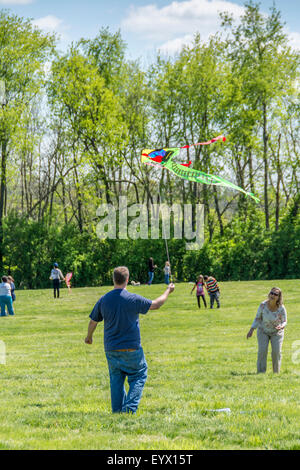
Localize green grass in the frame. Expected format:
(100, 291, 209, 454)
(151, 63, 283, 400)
(0, 280, 299, 450)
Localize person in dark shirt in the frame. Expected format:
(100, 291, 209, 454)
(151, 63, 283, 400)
(148, 257, 157, 285)
(85, 266, 175, 414)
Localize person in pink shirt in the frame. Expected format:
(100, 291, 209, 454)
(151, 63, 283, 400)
(191, 275, 207, 309)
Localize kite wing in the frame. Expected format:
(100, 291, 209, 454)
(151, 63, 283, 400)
(141, 136, 259, 203)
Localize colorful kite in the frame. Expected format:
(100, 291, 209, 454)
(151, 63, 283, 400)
(141, 136, 259, 202)
(65, 272, 73, 291)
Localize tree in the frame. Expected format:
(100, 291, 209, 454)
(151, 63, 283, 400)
(221, 1, 298, 229)
(48, 47, 128, 220)
(0, 10, 56, 269)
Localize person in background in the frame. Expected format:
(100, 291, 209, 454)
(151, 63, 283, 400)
(49, 262, 65, 298)
(204, 275, 220, 309)
(164, 261, 171, 285)
(0, 276, 14, 317)
(85, 266, 175, 414)
(191, 274, 207, 309)
(247, 287, 287, 373)
(148, 257, 157, 285)
(7, 276, 16, 303)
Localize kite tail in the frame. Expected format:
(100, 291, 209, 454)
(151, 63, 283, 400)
(180, 135, 226, 148)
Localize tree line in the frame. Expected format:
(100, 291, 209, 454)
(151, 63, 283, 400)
(0, 2, 299, 287)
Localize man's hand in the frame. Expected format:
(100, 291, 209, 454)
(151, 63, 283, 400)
(168, 283, 175, 293)
(150, 283, 175, 310)
(85, 319, 98, 344)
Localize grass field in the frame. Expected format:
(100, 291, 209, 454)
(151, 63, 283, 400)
(0, 280, 299, 450)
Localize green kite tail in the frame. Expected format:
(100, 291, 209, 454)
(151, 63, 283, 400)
(141, 145, 260, 203)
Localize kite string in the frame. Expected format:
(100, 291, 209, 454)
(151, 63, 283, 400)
(158, 189, 173, 284)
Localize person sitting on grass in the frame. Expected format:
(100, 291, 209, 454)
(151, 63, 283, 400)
(85, 266, 175, 414)
(0, 276, 15, 317)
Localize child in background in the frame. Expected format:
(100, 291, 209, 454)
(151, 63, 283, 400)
(191, 274, 207, 309)
(164, 261, 171, 285)
(204, 275, 220, 309)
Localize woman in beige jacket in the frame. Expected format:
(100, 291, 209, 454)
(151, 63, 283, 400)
(247, 287, 287, 373)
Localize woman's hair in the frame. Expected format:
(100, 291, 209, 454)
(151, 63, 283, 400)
(7, 275, 14, 282)
(2, 276, 8, 283)
(165, 261, 170, 266)
(270, 287, 283, 307)
(113, 266, 129, 285)
(198, 274, 204, 282)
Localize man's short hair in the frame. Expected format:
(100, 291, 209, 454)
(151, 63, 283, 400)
(113, 266, 129, 285)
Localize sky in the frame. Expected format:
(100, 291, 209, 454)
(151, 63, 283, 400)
(0, 0, 299, 60)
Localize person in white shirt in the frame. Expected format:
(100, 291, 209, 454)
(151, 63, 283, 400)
(49, 263, 65, 298)
(247, 287, 287, 373)
(0, 276, 15, 316)
(164, 261, 171, 285)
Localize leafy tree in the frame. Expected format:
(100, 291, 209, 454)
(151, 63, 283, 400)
(0, 10, 56, 268)
(221, 1, 299, 229)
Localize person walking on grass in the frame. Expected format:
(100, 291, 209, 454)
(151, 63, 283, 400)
(204, 275, 220, 309)
(49, 262, 65, 298)
(0, 276, 15, 317)
(247, 287, 287, 374)
(85, 266, 175, 414)
(191, 274, 207, 309)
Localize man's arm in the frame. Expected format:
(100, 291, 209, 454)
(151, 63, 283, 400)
(85, 319, 98, 344)
(149, 283, 175, 310)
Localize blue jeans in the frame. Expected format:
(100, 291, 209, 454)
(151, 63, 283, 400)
(148, 271, 154, 285)
(209, 291, 220, 308)
(0, 295, 14, 316)
(164, 274, 170, 285)
(105, 347, 148, 413)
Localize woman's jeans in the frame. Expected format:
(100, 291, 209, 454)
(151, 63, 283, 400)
(164, 274, 170, 285)
(148, 271, 154, 285)
(257, 328, 284, 373)
(0, 295, 14, 316)
(105, 347, 148, 413)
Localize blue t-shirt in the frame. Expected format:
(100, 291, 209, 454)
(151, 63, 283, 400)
(89, 288, 152, 352)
